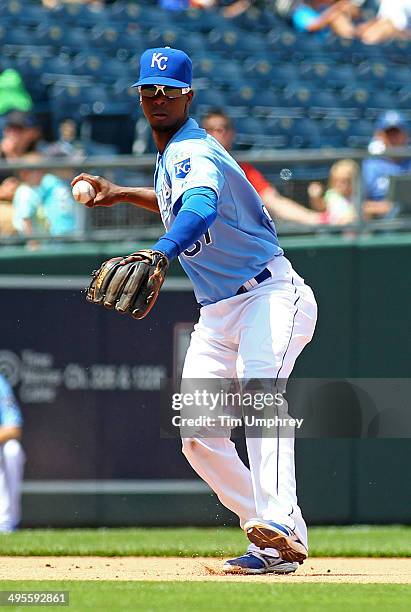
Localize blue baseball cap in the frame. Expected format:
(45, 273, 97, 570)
(376, 110, 408, 132)
(132, 47, 192, 88)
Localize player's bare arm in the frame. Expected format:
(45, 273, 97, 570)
(71, 173, 159, 213)
(261, 186, 322, 225)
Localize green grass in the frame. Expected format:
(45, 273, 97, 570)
(0, 582, 409, 612)
(0, 526, 409, 557)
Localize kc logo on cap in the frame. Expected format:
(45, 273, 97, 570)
(151, 52, 168, 71)
(133, 47, 192, 89)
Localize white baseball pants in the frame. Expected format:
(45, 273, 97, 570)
(181, 256, 317, 552)
(0, 439, 25, 531)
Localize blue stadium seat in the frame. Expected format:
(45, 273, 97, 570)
(307, 90, 342, 119)
(71, 53, 130, 83)
(207, 29, 239, 55)
(397, 86, 411, 114)
(363, 90, 398, 119)
(35, 25, 92, 52)
(195, 88, 227, 111)
(385, 65, 411, 89)
(12, 3, 50, 27)
(320, 118, 353, 148)
(345, 119, 374, 148)
(57, 1, 111, 27)
(299, 61, 336, 85)
(267, 117, 322, 149)
(326, 63, 357, 90)
(356, 61, 388, 85)
(175, 8, 222, 33)
(2, 27, 35, 46)
(243, 59, 296, 87)
(207, 61, 244, 88)
(282, 85, 313, 110)
(340, 85, 371, 114)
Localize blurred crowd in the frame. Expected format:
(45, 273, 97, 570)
(0, 111, 80, 245)
(0, 1, 410, 246)
(37, 0, 411, 43)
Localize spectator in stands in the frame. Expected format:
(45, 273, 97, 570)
(0, 68, 32, 117)
(42, 0, 108, 7)
(0, 195, 15, 237)
(0, 374, 25, 533)
(0, 111, 42, 161)
(362, 110, 411, 220)
(12, 154, 48, 245)
(202, 109, 323, 225)
(307, 159, 359, 224)
(0, 110, 43, 202)
(356, 0, 411, 44)
(12, 153, 77, 240)
(42, 119, 85, 159)
(291, 0, 362, 38)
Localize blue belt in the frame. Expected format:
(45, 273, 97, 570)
(236, 267, 272, 295)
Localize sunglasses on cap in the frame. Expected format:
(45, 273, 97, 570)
(139, 85, 191, 99)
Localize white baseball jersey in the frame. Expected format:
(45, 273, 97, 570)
(154, 118, 283, 305)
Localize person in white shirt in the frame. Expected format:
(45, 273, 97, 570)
(357, 0, 411, 44)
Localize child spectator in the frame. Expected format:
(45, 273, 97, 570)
(12, 154, 48, 243)
(308, 159, 359, 224)
(12, 153, 77, 240)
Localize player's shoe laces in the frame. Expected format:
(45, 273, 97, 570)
(223, 552, 298, 575)
(243, 519, 308, 564)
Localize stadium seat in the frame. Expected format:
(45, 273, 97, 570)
(71, 54, 130, 84)
(35, 25, 92, 52)
(207, 29, 240, 56)
(345, 119, 374, 148)
(208, 61, 244, 88)
(12, 3, 49, 27)
(326, 63, 357, 90)
(2, 27, 35, 46)
(307, 90, 342, 119)
(195, 88, 227, 112)
(299, 61, 336, 85)
(363, 90, 398, 119)
(57, 1, 111, 27)
(176, 8, 222, 33)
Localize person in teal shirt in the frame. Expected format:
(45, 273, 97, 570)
(12, 153, 77, 238)
(38, 172, 77, 236)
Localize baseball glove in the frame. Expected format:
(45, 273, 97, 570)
(86, 249, 169, 319)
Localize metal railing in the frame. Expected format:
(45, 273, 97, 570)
(1, 146, 411, 245)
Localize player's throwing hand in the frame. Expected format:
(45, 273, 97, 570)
(71, 173, 123, 208)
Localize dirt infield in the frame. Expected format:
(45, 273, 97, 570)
(1, 557, 410, 583)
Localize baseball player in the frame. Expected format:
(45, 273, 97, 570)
(72, 47, 317, 574)
(0, 374, 25, 532)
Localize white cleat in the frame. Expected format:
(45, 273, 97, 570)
(223, 551, 299, 575)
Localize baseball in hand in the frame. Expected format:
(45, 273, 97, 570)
(72, 180, 96, 204)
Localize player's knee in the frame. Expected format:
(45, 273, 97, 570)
(181, 438, 201, 460)
(3, 439, 24, 461)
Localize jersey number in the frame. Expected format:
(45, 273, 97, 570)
(183, 229, 212, 258)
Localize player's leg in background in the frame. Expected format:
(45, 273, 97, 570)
(0, 445, 13, 532)
(181, 311, 256, 526)
(236, 262, 317, 549)
(2, 439, 25, 530)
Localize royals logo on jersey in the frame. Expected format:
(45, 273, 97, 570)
(174, 158, 191, 179)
